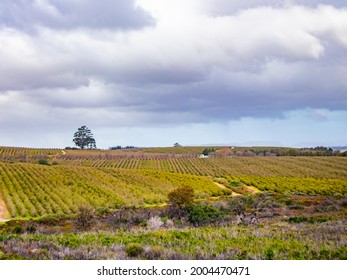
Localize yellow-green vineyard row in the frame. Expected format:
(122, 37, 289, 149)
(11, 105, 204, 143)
(0, 147, 62, 162)
(57, 156, 347, 179)
(0, 162, 228, 218)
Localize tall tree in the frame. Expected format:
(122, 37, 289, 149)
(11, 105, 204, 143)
(73, 126, 97, 149)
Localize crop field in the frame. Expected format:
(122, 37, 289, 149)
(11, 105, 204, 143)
(0, 146, 346, 260)
(0, 163, 229, 218)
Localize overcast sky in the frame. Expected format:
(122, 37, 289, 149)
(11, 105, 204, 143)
(0, 0, 346, 149)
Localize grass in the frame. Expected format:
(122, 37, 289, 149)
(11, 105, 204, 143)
(1, 220, 346, 260)
(0, 193, 346, 260)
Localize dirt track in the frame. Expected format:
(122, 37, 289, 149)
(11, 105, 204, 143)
(0, 199, 9, 222)
(214, 182, 241, 196)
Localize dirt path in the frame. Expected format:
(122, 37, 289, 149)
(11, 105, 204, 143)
(214, 182, 241, 196)
(244, 186, 261, 194)
(0, 198, 10, 222)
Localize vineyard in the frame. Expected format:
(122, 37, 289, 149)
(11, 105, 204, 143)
(0, 163, 229, 218)
(57, 155, 347, 179)
(0, 146, 346, 219)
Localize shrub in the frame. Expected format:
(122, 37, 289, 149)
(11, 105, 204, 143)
(228, 196, 254, 215)
(168, 186, 195, 209)
(144, 246, 163, 260)
(126, 243, 144, 258)
(13, 225, 23, 234)
(288, 216, 308, 223)
(76, 206, 94, 229)
(95, 207, 111, 217)
(38, 159, 49, 165)
(147, 216, 163, 230)
(264, 248, 274, 260)
(188, 204, 224, 226)
(26, 225, 37, 233)
(38, 214, 68, 226)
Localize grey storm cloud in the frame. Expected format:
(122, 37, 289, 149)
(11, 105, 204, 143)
(0, 0, 154, 31)
(0, 0, 347, 131)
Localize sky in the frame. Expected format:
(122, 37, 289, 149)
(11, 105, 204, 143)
(0, 0, 346, 149)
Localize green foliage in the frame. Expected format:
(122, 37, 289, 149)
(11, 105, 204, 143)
(264, 247, 274, 260)
(126, 243, 144, 258)
(73, 125, 96, 149)
(202, 147, 215, 156)
(95, 207, 112, 217)
(288, 216, 308, 223)
(188, 204, 224, 226)
(229, 180, 241, 187)
(13, 225, 23, 234)
(168, 186, 195, 209)
(37, 159, 49, 165)
(26, 225, 37, 233)
(288, 216, 329, 224)
(38, 214, 69, 225)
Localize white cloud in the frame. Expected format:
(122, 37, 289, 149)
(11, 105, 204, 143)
(0, 1, 347, 147)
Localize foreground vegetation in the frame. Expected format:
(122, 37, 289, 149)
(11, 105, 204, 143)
(0, 146, 346, 260)
(1, 193, 346, 260)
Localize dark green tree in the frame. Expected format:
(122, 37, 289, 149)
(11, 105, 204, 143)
(73, 126, 97, 149)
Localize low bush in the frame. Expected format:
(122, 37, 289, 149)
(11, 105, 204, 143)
(188, 204, 224, 226)
(144, 246, 163, 260)
(13, 225, 23, 234)
(37, 159, 49, 165)
(126, 243, 144, 258)
(26, 225, 37, 233)
(38, 214, 69, 226)
(288, 216, 308, 223)
(76, 206, 94, 229)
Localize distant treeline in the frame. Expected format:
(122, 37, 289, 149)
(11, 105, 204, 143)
(109, 146, 137, 150)
(204, 146, 347, 157)
(239, 147, 347, 157)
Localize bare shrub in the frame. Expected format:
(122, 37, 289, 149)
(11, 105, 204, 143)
(229, 193, 275, 226)
(147, 216, 163, 230)
(76, 206, 94, 229)
(144, 246, 163, 260)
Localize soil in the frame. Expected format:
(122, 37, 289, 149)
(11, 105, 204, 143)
(0, 199, 9, 222)
(244, 186, 261, 194)
(214, 182, 241, 196)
